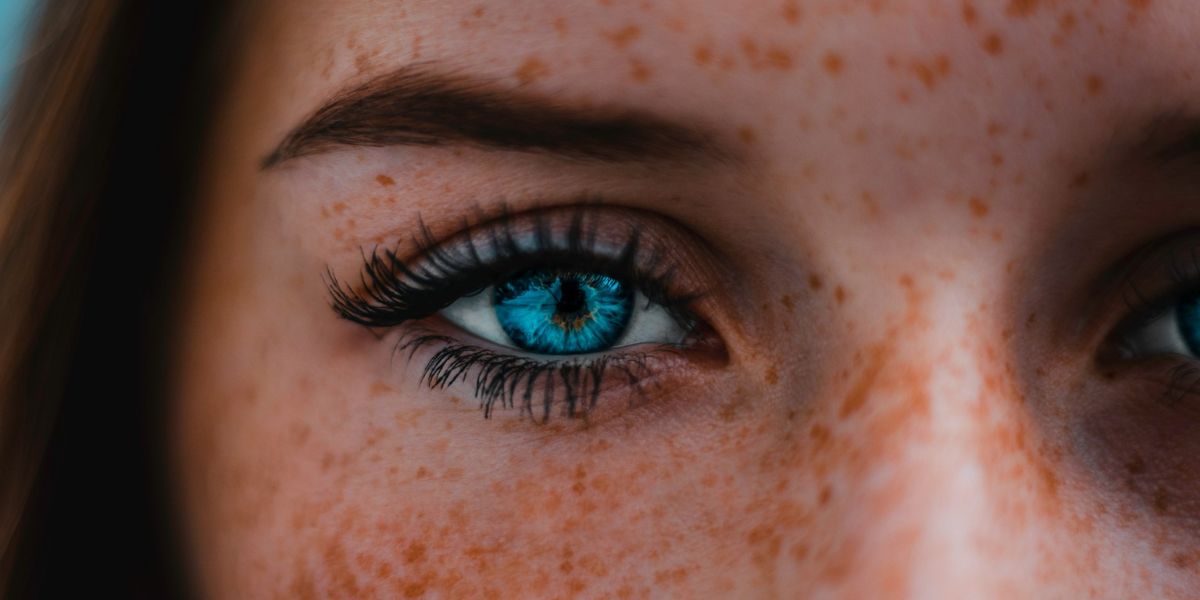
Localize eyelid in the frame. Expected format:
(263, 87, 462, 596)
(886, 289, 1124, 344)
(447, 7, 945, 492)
(325, 204, 714, 330)
(1099, 231, 1200, 360)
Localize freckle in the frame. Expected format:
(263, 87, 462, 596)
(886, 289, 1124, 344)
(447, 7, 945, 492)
(935, 55, 951, 74)
(834, 286, 847, 305)
(629, 59, 652, 82)
(376, 174, 395, 187)
(808, 274, 824, 290)
(553, 16, 569, 37)
(969, 197, 990, 218)
(911, 56, 950, 90)
(403, 541, 427, 564)
(604, 24, 641, 49)
(818, 485, 832, 506)
(1069, 171, 1090, 189)
(740, 37, 759, 60)
(693, 44, 713, 66)
(822, 52, 844, 76)
(840, 345, 887, 418)
(402, 583, 426, 598)
(912, 64, 936, 89)
(333, 228, 344, 240)
(354, 52, 372, 74)
(1006, 0, 1040, 17)
(514, 56, 550, 85)
(780, 293, 795, 311)
(962, 2, 978, 25)
(1153, 486, 1170, 514)
(982, 33, 1004, 55)
(332, 202, 347, 214)
(1059, 11, 1077, 34)
(986, 121, 1006, 137)
(737, 126, 756, 144)
(1085, 74, 1104, 95)
(783, 1, 802, 24)
(765, 366, 779, 386)
(765, 48, 793, 70)
(1126, 0, 1151, 10)
(415, 466, 429, 478)
(1171, 552, 1191, 569)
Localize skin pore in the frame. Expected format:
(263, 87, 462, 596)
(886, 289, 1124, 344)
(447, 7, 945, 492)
(172, 0, 1200, 597)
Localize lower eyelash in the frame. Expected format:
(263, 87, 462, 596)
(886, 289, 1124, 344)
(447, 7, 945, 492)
(399, 333, 677, 421)
(1159, 362, 1200, 407)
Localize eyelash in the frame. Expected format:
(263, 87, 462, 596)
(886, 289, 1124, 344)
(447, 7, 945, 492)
(324, 205, 706, 420)
(1110, 242, 1200, 345)
(1106, 238, 1200, 404)
(396, 333, 679, 420)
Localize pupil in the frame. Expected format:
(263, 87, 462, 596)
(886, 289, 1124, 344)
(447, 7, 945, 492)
(555, 278, 587, 319)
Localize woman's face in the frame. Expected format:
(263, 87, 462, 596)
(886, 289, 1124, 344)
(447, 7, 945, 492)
(173, 0, 1200, 597)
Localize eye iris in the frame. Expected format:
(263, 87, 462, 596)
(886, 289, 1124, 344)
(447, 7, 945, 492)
(1179, 292, 1200, 355)
(493, 270, 633, 354)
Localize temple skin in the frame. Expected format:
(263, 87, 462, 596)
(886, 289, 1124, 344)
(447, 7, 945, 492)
(172, 0, 1200, 597)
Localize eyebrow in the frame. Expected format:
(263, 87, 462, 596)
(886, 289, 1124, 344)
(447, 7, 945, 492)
(261, 65, 731, 169)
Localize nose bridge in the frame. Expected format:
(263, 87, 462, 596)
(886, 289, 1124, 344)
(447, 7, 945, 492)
(814, 277, 1047, 598)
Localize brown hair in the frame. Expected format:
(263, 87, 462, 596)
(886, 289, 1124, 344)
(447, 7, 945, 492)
(0, 1, 233, 596)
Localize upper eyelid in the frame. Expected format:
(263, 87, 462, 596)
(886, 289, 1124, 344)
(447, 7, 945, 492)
(1096, 230, 1200, 347)
(325, 204, 709, 328)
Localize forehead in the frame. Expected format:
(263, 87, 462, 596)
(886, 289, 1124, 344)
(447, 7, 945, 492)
(239, 0, 1200, 222)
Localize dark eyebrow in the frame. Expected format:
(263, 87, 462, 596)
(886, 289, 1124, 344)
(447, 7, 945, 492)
(261, 65, 731, 169)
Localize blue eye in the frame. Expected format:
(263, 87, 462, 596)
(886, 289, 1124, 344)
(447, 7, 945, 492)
(493, 270, 633, 354)
(1117, 290, 1200, 358)
(439, 268, 687, 356)
(1178, 292, 1200, 355)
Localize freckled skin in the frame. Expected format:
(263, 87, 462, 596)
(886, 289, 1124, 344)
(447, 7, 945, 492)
(174, 0, 1200, 598)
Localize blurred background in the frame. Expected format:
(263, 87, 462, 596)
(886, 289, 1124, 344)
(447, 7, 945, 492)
(0, 0, 34, 106)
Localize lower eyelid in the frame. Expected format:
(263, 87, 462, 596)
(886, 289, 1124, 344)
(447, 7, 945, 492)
(395, 329, 705, 422)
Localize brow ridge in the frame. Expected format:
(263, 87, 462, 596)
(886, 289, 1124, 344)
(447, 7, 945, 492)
(262, 65, 727, 169)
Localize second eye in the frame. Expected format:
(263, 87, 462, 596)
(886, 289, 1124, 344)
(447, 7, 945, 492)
(1115, 290, 1200, 359)
(439, 268, 688, 355)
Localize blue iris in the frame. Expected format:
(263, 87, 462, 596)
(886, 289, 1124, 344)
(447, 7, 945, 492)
(493, 270, 633, 355)
(1179, 292, 1200, 355)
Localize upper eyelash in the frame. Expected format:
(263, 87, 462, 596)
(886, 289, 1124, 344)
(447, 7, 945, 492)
(324, 204, 704, 329)
(1109, 236, 1200, 335)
